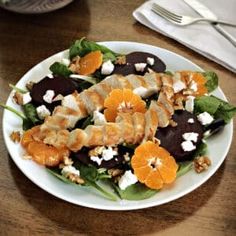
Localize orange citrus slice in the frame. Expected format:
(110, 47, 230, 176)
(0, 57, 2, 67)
(131, 141, 178, 190)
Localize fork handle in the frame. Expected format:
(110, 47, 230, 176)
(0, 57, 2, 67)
(197, 18, 236, 27)
(213, 24, 236, 47)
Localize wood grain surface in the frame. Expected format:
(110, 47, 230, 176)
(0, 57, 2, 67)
(0, 1, 235, 235)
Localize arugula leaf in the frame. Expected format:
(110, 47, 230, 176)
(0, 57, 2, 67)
(69, 38, 119, 60)
(194, 95, 236, 123)
(176, 162, 193, 178)
(49, 62, 72, 77)
(47, 168, 77, 185)
(23, 103, 41, 124)
(113, 182, 158, 201)
(203, 71, 218, 93)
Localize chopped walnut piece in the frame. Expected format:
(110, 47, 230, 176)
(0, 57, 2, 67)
(115, 55, 126, 65)
(63, 156, 73, 166)
(26, 81, 35, 91)
(123, 152, 130, 162)
(12, 91, 24, 105)
(22, 154, 32, 160)
(67, 173, 85, 184)
(10, 131, 21, 143)
(108, 168, 124, 177)
(69, 56, 81, 73)
(88, 146, 105, 157)
(194, 156, 211, 173)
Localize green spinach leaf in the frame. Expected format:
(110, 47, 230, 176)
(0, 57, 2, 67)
(113, 182, 158, 201)
(176, 161, 193, 178)
(194, 95, 236, 123)
(193, 142, 208, 157)
(69, 38, 119, 60)
(49, 62, 72, 77)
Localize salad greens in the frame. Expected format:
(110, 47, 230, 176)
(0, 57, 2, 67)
(194, 95, 236, 123)
(50, 62, 72, 77)
(69, 37, 120, 61)
(1, 38, 236, 202)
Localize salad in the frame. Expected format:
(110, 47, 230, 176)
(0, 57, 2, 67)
(1, 38, 236, 201)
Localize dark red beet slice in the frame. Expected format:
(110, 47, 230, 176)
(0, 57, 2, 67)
(30, 76, 77, 107)
(155, 110, 204, 161)
(113, 51, 166, 76)
(71, 146, 132, 169)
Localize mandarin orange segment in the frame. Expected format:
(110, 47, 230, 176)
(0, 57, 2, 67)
(21, 126, 41, 148)
(179, 71, 207, 96)
(104, 88, 146, 122)
(131, 141, 178, 190)
(79, 50, 103, 75)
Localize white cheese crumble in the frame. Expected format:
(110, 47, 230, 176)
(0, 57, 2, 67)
(43, 90, 55, 104)
(185, 96, 195, 113)
(90, 156, 103, 166)
(118, 170, 138, 190)
(197, 112, 214, 125)
(182, 132, 199, 143)
(133, 86, 157, 98)
(62, 165, 80, 177)
(134, 63, 147, 72)
(189, 81, 198, 92)
(101, 60, 114, 75)
(61, 58, 71, 67)
(36, 105, 51, 120)
(146, 57, 154, 66)
(93, 110, 106, 126)
(47, 73, 54, 79)
(181, 140, 196, 152)
(22, 92, 32, 105)
(187, 118, 194, 124)
(102, 146, 118, 161)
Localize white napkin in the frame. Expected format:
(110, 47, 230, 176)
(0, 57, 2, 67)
(133, 0, 236, 73)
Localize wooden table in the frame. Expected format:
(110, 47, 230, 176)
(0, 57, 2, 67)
(0, 1, 235, 235)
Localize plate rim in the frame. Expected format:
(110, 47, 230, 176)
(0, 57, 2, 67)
(2, 41, 233, 210)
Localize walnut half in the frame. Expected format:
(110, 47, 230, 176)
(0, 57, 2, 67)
(194, 156, 211, 173)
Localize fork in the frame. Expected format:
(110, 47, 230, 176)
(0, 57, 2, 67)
(151, 3, 236, 27)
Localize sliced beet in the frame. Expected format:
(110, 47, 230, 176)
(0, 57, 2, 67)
(30, 76, 77, 110)
(71, 146, 131, 169)
(113, 51, 166, 76)
(155, 110, 204, 161)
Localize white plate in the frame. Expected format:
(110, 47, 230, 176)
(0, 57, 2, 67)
(0, 0, 74, 14)
(2, 41, 233, 210)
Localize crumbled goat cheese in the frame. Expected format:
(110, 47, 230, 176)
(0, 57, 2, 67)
(62, 165, 80, 177)
(185, 96, 195, 113)
(118, 170, 138, 190)
(93, 110, 106, 126)
(197, 112, 214, 125)
(181, 140, 196, 152)
(189, 81, 198, 92)
(133, 86, 157, 98)
(134, 63, 147, 72)
(62, 94, 78, 111)
(36, 105, 51, 119)
(90, 156, 103, 166)
(102, 146, 118, 161)
(47, 73, 54, 79)
(22, 92, 32, 105)
(182, 132, 199, 143)
(43, 90, 55, 103)
(101, 60, 114, 75)
(146, 57, 154, 66)
(188, 118, 194, 124)
(61, 58, 71, 67)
